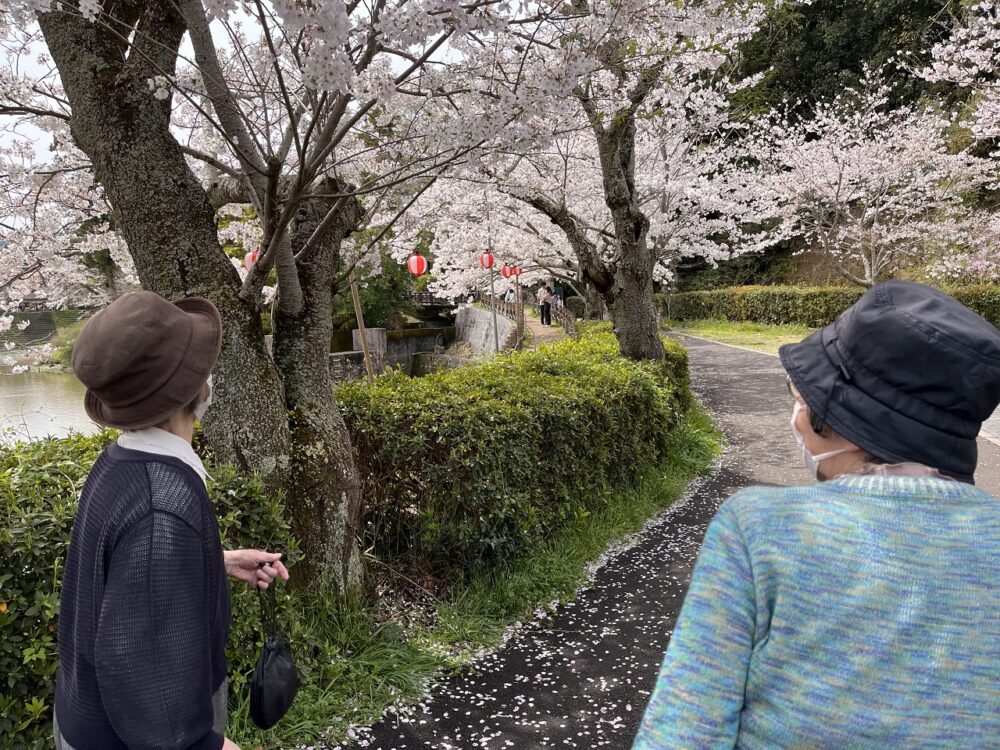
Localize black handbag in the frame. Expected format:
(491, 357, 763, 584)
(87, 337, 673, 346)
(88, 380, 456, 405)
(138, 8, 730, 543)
(249, 578, 300, 729)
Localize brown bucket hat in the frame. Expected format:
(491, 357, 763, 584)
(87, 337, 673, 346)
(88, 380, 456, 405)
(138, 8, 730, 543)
(72, 291, 223, 430)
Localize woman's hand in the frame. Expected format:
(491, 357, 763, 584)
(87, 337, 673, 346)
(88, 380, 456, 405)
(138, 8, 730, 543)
(223, 549, 290, 589)
(222, 737, 242, 750)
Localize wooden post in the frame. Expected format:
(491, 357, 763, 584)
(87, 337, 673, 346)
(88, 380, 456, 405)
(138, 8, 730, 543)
(515, 275, 523, 345)
(489, 266, 500, 353)
(349, 270, 375, 383)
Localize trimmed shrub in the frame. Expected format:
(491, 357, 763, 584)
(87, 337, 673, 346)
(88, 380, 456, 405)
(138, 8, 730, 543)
(336, 330, 690, 574)
(669, 286, 863, 327)
(668, 284, 1000, 328)
(564, 295, 586, 319)
(652, 292, 666, 318)
(950, 285, 1000, 328)
(0, 431, 295, 749)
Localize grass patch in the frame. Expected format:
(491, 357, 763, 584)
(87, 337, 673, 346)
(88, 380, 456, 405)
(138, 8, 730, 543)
(520, 323, 534, 349)
(45, 318, 89, 366)
(664, 318, 814, 355)
(226, 402, 721, 749)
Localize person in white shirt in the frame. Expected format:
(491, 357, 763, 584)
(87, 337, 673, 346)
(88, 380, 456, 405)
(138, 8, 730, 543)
(539, 285, 553, 325)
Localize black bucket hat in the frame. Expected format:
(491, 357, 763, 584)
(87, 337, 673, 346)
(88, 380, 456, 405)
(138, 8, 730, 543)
(779, 281, 1000, 484)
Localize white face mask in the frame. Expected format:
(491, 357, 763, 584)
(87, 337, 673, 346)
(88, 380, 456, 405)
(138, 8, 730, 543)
(790, 400, 850, 480)
(194, 374, 213, 421)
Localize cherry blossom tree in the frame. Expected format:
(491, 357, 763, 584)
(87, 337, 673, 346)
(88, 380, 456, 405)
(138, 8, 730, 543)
(0, 0, 576, 590)
(921, 1, 1000, 145)
(453, 0, 776, 360)
(908, 3, 1000, 286)
(0, 136, 136, 308)
(390, 73, 777, 334)
(756, 75, 995, 287)
(926, 211, 1000, 283)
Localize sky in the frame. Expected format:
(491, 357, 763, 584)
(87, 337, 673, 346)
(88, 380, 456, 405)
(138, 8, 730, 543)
(3, 33, 52, 162)
(2, 11, 254, 163)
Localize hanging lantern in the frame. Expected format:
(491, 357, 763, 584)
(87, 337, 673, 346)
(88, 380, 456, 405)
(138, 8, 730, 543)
(500, 264, 514, 279)
(407, 253, 428, 276)
(513, 266, 524, 276)
(480, 251, 495, 269)
(243, 248, 259, 271)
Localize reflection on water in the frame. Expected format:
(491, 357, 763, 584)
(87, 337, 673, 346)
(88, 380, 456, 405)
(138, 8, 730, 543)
(0, 370, 98, 442)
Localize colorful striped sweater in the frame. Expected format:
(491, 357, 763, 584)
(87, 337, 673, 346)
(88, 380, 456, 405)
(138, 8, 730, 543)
(633, 476, 1000, 749)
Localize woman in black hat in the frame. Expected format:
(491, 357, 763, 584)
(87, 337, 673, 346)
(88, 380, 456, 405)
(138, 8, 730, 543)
(55, 291, 288, 750)
(634, 281, 1000, 748)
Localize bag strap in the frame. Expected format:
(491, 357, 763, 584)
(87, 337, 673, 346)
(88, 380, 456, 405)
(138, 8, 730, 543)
(256, 565, 279, 639)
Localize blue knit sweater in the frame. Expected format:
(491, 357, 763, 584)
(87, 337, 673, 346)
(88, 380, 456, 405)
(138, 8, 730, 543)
(634, 476, 1000, 749)
(56, 444, 230, 750)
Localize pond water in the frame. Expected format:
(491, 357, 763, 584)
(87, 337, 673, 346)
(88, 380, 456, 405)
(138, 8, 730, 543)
(1, 368, 999, 446)
(0, 370, 98, 443)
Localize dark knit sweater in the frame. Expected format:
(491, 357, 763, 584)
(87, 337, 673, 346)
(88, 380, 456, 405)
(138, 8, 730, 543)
(55, 444, 231, 750)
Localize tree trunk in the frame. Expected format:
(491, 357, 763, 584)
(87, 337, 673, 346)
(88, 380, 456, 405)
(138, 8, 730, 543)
(608, 260, 663, 359)
(271, 192, 364, 592)
(37, 5, 291, 476)
(595, 118, 665, 361)
(37, 5, 359, 592)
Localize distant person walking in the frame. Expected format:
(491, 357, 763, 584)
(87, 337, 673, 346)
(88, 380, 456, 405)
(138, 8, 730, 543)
(55, 291, 289, 750)
(537, 285, 552, 326)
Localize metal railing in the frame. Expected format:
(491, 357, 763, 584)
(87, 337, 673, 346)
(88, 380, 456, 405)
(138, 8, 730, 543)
(480, 293, 526, 349)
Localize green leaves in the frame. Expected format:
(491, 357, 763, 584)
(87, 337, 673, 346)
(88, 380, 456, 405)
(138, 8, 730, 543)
(669, 284, 1000, 329)
(0, 431, 294, 749)
(1, 330, 695, 748)
(336, 330, 691, 577)
(0, 431, 111, 747)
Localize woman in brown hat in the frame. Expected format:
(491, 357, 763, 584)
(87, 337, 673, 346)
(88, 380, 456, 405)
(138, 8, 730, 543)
(55, 291, 288, 750)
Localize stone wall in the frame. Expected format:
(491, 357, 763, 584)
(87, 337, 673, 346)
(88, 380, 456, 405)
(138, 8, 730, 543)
(353, 328, 388, 372)
(330, 326, 457, 383)
(329, 350, 367, 384)
(385, 327, 452, 369)
(4, 309, 92, 347)
(455, 305, 515, 356)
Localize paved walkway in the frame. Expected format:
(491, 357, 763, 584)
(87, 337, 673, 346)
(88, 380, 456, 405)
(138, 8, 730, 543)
(676, 334, 1000, 493)
(347, 335, 1000, 750)
(525, 314, 567, 347)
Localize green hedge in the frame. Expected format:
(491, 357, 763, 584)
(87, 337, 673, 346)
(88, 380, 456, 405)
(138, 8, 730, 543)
(336, 329, 690, 574)
(952, 286, 1000, 328)
(665, 285, 1000, 328)
(0, 432, 296, 749)
(564, 296, 586, 319)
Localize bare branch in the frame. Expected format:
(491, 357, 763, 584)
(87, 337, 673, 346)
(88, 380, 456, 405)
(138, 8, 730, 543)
(179, 145, 241, 178)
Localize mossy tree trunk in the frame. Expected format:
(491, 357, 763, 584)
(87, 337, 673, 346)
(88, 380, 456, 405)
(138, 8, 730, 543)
(38, 4, 360, 593)
(271, 186, 365, 590)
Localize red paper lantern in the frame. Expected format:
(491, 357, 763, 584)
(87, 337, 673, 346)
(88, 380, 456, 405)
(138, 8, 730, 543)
(480, 251, 495, 269)
(500, 264, 514, 279)
(513, 266, 523, 276)
(407, 253, 428, 276)
(243, 248, 259, 271)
